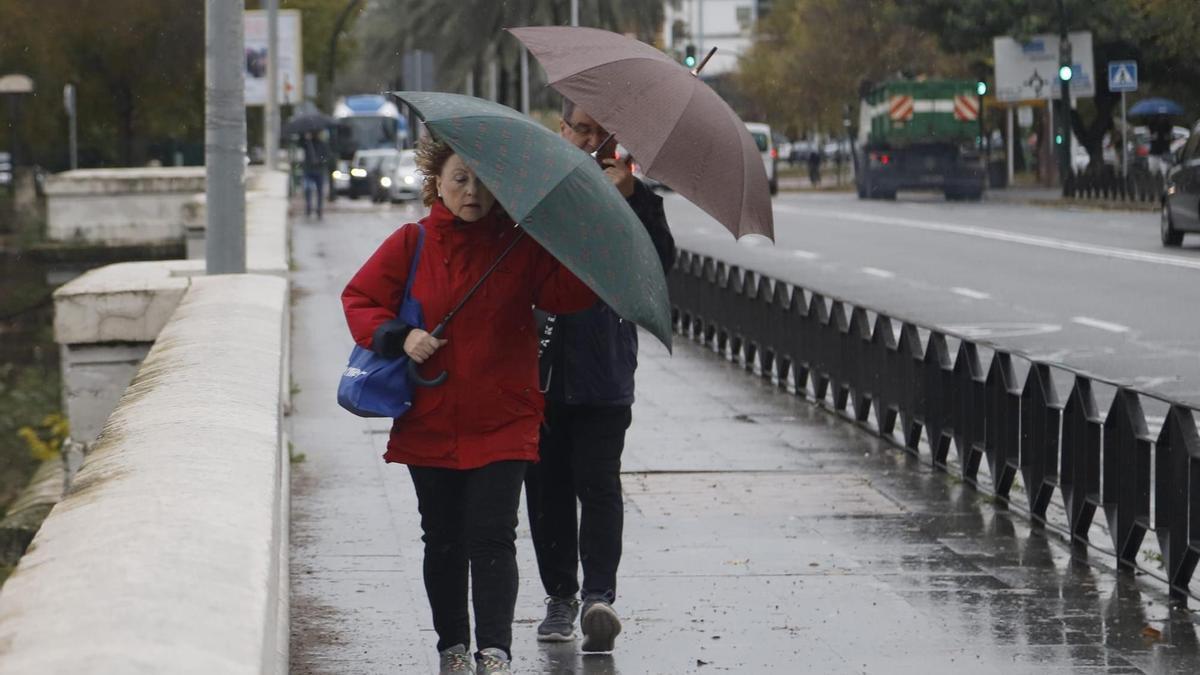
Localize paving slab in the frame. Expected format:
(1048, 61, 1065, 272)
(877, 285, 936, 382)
(289, 200, 1200, 674)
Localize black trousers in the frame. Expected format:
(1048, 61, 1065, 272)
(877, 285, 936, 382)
(408, 460, 528, 656)
(525, 402, 632, 605)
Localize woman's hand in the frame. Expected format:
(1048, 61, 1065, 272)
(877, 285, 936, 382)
(404, 329, 448, 363)
(601, 157, 635, 198)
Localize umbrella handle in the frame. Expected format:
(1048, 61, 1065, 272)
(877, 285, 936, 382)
(691, 47, 718, 76)
(407, 323, 448, 387)
(407, 359, 447, 387)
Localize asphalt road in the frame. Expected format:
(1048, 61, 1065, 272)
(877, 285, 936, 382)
(663, 189, 1200, 413)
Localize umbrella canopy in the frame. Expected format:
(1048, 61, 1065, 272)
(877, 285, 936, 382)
(1128, 97, 1185, 117)
(389, 91, 672, 349)
(509, 25, 774, 241)
(281, 112, 336, 136)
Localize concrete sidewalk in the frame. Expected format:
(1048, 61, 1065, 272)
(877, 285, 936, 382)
(289, 204, 1200, 674)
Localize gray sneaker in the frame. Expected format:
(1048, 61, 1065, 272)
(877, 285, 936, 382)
(476, 647, 511, 674)
(536, 595, 579, 642)
(580, 600, 621, 653)
(438, 643, 473, 675)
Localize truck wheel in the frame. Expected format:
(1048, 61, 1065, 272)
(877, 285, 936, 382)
(1162, 201, 1183, 247)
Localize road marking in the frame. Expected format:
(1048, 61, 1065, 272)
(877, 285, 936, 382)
(951, 287, 990, 300)
(1071, 316, 1131, 333)
(861, 267, 895, 279)
(791, 249, 820, 260)
(774, 205, 1200, 271)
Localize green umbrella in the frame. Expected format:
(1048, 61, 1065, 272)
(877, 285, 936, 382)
(391, 91, 672, 354)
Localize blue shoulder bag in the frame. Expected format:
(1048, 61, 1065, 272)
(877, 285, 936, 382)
(337, 225, 427, 418)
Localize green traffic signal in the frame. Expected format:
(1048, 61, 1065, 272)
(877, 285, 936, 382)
(1058, 65, 1073, 81)
(975, 81, 987, 96)
(1055, 133, 1064, 145)
(684, 44, 697, 68)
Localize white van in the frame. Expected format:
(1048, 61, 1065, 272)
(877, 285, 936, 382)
(745, 122, 778, 196)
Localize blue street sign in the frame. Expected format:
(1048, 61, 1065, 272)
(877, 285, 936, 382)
(1108, 61, 1138, 92)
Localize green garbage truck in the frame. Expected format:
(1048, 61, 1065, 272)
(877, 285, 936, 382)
(855, 80, 986, 201)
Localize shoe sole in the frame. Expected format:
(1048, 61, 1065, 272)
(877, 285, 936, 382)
(580, 604, 621, 653)
(536, 629, 575, 642)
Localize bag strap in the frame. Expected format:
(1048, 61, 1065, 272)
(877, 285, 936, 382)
(401, 224, 425, 304)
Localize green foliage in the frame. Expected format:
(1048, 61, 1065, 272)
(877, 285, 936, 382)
(738, 0, 961, 138)
(0, 1, 205, 169)
(0, 362, 61, 518)
(894, 0, 1200, 165)
(355, 1, 674, 110)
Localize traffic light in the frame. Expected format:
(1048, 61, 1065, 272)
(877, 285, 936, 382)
(1055, 133, 1064, 145)
(975, 80, 987, 96)
(684, 44, 697, 68)
(1058, 64, 1073, 82)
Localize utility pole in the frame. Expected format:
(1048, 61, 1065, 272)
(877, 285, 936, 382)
(571, 0, 578, 26)
(205, 0, 246, 274)
(1057, 0, 1072, 193)
(64, 83, 77, 170)
(264, 0, 279, 170)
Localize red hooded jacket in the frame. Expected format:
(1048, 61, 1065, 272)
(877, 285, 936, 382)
(342, 201, 596, 469)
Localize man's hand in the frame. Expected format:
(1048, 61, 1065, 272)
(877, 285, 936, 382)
(403, 329, 448, 363)
(602, 157, 635, 198)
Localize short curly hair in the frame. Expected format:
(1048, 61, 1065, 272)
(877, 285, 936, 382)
(415, 135, 456, 207)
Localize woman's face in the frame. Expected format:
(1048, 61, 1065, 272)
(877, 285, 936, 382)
(437, 154, 496, 222)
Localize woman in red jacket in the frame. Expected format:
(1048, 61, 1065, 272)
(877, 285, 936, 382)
(342, 137, 595, 675)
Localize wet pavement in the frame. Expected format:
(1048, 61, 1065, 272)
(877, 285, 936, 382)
(289, 199, 1200, 674)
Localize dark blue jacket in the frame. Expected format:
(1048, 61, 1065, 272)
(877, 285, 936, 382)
(544, 180, 675, 406)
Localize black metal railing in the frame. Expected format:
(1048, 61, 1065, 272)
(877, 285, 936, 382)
(1064, 167, 1164, 204)
(669, 250, 1200, 599)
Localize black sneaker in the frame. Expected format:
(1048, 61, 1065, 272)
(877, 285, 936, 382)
(536, 595, 579, 642)
(580, 600, 621, 653)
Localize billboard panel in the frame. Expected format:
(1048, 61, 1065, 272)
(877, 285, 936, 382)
(244, 10, 303, 106)
(993, 32, 1094, 103)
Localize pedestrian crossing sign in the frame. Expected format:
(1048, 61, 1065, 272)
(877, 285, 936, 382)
(1108, 61, 1137, 92)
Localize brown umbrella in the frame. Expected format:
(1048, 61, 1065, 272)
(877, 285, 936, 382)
(509, 25, 774, 241)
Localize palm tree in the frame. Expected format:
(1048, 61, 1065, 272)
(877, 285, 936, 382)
(354, 0, 675, 109)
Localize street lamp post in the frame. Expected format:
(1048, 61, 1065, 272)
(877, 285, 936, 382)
(1057, 0, 1072, 194)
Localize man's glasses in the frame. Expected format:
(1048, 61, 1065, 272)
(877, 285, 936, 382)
(563, 117, 607, 140)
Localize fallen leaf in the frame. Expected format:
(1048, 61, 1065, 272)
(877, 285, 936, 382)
(696, 659, 710, 667)
(1141, 626, 1163, 641)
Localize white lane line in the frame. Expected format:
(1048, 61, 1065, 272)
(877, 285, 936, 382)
(774, 204, 1200, 271)
(791, 249, 820, 260)
(861, 267, 895, 279)
(951, 287, 990, 300)
(1071, 316, 1131, 333)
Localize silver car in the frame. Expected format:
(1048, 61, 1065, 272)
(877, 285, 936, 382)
(374, 149, 422, 203)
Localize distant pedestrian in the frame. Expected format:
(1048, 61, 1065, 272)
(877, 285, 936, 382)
(807, 148, 822, 187)
(523, 97, 675, 654)
(302, 132, 329, 218)
(341, 136, 596, 675)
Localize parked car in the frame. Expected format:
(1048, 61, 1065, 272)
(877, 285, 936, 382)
(373, 149, 422, 203)
(773, 133, 793, 168)
(348, 148, 397, 199)
(745, 122, 778, 195)
(1161, 121, 1200, 247)
(788, 139, 816, 167)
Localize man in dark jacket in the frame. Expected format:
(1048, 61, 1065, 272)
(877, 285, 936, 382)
(301, 131, 330, 219)
(524, 97, 675, 653)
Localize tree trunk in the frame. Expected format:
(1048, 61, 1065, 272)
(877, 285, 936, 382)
(1071, 89, 1117, 172)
